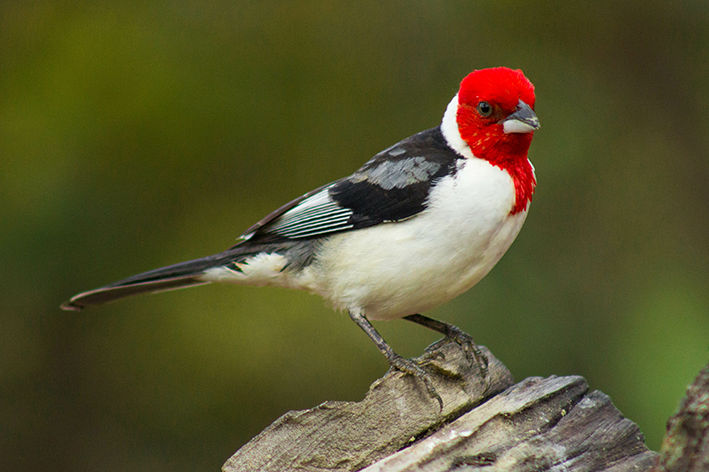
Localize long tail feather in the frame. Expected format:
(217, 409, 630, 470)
(61, 254, 226, 311)
(61, 276, 209, 311)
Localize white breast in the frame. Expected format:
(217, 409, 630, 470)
(298, 157, 529, 320)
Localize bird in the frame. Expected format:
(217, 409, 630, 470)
(62, 67, 539, 406)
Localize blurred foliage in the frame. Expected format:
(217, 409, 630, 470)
(2, 1, 709, 471)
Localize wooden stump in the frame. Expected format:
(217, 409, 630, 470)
(223, 341, 659, 471)
(652, 363, 709, 472)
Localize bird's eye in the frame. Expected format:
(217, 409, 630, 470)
(477, 101, 492, 117)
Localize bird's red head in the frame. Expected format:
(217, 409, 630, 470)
(456, 67, 538, 214)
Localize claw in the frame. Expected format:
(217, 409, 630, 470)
(348, 310, 444, 410)
(387, 353, 443, 410)
(403, 314, 489, 381)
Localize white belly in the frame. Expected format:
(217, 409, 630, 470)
(299, 158, 529, 320)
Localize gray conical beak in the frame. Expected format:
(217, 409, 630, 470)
(502, 100, 539, 134)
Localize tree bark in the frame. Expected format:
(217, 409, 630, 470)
(652, 363, 709, 471)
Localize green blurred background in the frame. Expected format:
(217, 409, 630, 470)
(2, 1, 709, 470)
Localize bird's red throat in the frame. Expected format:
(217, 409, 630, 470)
(463, 129, 536, 216)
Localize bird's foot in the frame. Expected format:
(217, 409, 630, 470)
(425, 330, 489, 379)
(403, 314, 489, 380)
(386, 352, 443, 410)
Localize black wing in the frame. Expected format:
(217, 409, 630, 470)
(241, 126, 461, 244)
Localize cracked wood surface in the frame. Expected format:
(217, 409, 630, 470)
(652, 363, 709, 472)
(222, 342, 658, 472)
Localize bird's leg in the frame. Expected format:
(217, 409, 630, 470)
(348, 310, 442, 409)
(403, 314, 488, 378)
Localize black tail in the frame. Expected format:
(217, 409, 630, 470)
(61, 253, 229, 311)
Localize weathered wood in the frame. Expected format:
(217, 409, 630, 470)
(652, 363, 709, 471)
(363, 376, 656, 471)
(223, 342, 658, 472)
(223, 342, 514, 471)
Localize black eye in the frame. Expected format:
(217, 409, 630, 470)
(477, 101, 492, 117)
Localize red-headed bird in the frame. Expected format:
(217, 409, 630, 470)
(63, 67, 539, 404)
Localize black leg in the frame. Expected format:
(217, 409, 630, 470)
(403, 314, 489, 377)
(349, 310, 442, 409)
